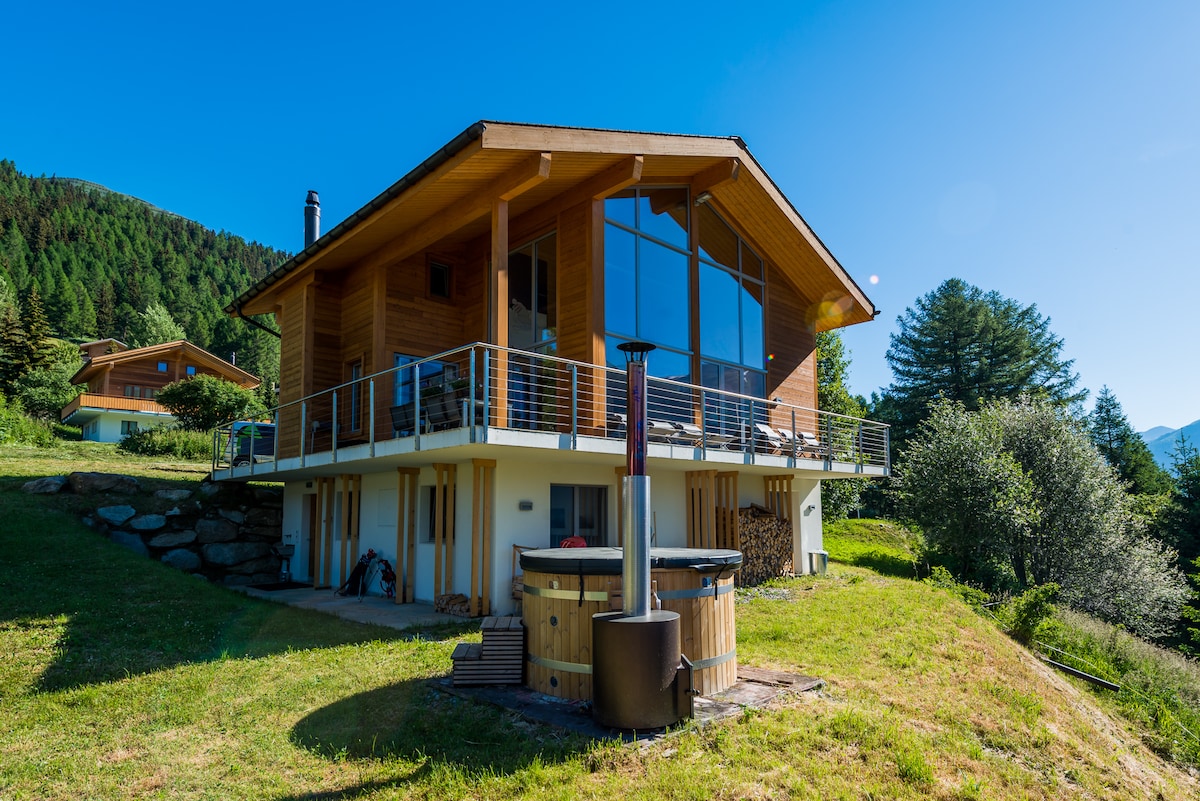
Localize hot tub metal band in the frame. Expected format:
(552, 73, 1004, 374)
(527, 647, 735, 675)
(523, 584, 732, 602)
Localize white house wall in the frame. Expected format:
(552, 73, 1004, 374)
(274, 461, 827, 614)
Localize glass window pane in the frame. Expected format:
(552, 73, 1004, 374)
(698, 204, 738, 272)
(604, 224, 637, 338)
(637, 239, 689, 350)
(646, 347, 691, 382)
(743, 370, 766, 399)
(741, 280, 764, 368)
(740, 241, 763, 280)
(700, 262, 740, 363)
(509, 243, 535, 349)
(638, 188, 689, 250)
(605, 189, 636, 229)
(537, 234, 557, 345)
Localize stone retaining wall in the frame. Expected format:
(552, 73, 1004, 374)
(24, 472, 284, 586)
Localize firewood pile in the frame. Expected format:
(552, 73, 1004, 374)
(434, 593, 473, 616)
(737, 506, 794, 586)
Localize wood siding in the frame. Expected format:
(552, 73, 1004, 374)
(765, 262, 819, 431)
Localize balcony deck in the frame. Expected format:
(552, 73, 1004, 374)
(211, 344, 889, 483)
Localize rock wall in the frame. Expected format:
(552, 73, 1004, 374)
(24, 472, 284, 586)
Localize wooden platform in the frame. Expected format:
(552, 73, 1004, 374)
(451, 616, 525, 686)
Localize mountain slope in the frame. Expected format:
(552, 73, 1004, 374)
(1143, 419, 1200, 469)
(0, 159, 289, 386)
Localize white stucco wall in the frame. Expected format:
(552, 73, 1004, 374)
(275, 461, 827, 612)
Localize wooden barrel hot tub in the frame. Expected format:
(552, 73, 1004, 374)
(520, 547, 742, 700)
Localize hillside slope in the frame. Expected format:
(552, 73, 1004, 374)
(0, 448, 1196, 799)
(1144, 419, 1200, 469)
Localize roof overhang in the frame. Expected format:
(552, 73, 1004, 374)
(69, 340, 260, 388)
(229, 121, 876, 331)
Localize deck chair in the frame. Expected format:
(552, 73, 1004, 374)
(389, 404, 417, 437)
(776, 427, 800, 456)
(670, 421, 705, 446)
(797, 431, 826, 458)
(647, 419, 676, 442)
(606, 412, 627, 437)
(753, 423, 784, 454)
(426, 393, 462, 430)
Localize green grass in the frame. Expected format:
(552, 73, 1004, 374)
(823, 517, 924, 578)
(1, 449, 1196, 799)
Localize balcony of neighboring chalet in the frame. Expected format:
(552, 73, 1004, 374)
(61, 392, 170, 422)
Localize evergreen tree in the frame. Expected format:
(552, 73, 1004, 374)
(1088, 386, 1172, 495)
(881, 278, 1085, 448)
(0, 304, 28, 394)
(18, 285, 53, 371)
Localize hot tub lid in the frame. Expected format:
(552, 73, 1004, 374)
(520, 546, 742, 574)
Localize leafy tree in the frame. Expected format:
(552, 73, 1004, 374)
(156, 374, 264, 432)
(1088, 386, 1172, 495)
(880, 279, 1084, 448)
(12, 341, 83, 420)
(816, 330, 870, 519)
(894, 397, 1189, 638)
(131, 302, 187, 347)
(891, 400, 1036, 585)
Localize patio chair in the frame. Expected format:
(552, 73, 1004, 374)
(670, 421, 705, 446)
(796, 431, 827, 459)
(426, 392, 463, 430)
(647, 419, 676, 442)
(606, 412, 627, 437)
(389, 404, 417, 437)
(753, 423, 784, 454)
(776, 427, 800, 456)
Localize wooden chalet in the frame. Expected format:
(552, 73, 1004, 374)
(215, 121, 887, 615)
(62, 339, 260, 442)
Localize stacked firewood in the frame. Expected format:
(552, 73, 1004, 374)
(737, 506, 794, 586)
(434, 593, 473, 616)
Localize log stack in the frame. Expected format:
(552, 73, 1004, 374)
(451, 616, 525, 686)
(737, 507, 794, 586)
(434, 593, 473, 616)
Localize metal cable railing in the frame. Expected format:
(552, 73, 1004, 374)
(212, 343, 890, 474)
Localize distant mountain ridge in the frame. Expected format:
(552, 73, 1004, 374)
(1140, 419, 1200, 469)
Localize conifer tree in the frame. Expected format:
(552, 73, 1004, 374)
(1088, 386, 1172, 495)
(18, 285, 53, 371)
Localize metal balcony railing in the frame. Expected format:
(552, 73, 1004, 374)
(212, 343, 890, 475)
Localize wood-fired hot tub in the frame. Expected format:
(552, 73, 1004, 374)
(520, 547, 741, 700)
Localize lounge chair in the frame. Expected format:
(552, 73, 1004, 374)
(607, 412, 627, 437)
(753, 423, 784, 454)
(647, 419, 676, 442)
(670, 421, 704, 446)
(796, 431, 826, 458)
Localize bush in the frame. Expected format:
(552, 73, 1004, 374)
(116, 425, 211, 460)
(923, 565, 989, 609)
(0, 395, 55, 447)
(156, 374, 265, 432)
(1006, 583, 1059, 643)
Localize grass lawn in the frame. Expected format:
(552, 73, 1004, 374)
(1, 446, 1196, 799)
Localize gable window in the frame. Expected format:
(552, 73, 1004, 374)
(157, 361, 168, 373)
(429, 260, 452, 300)
(185, 365, 197, 377)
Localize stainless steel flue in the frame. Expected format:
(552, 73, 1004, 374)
(617, 340, 655, 616)
(304, 190, 321, 247)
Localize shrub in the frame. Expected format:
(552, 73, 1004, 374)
(156, 374, 265, 432)
(0, 395, 55, 447)
(116, 425, 211, 460)
(923, 565, 989, 609)
(1007, 583, 1059, 643)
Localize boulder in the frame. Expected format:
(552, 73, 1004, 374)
(148, 530, 197, 548)
(68, 472, 140, 494)
(218, 509, 246, 524)
(109, 531, 148, 556)
(155, 489, 193, 502)
(196, 518, 239, 544)
(224, 555, 282, 575)
(129, 514, 167, 532)
(22, 476, 68, 494)
(245, 507, 282, 527)
(197, 481, 222, 498)
(253, 486, 284, 504)
(242, 526, 283, 542)
(161, 548, 202, 571)
(201, 541, 272, 566)
(96, 505, 137, 526)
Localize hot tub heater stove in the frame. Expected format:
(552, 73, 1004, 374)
(591, 342, 695, 729)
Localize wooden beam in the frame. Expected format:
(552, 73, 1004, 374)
(361, 152, 551, 272)
(501, 155, 644, 239)
(690, 157, 741, 197)
(396, 467, 419, 604)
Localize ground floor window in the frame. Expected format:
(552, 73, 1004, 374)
(550, 485, 607, 547)
(120, 420, 140, 436)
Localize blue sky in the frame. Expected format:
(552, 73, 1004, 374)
(4, 1, 1197, 432)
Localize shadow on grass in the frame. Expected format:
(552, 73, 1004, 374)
(289, 679, 590, 784)
(0, 474, 430, 693)
(831, 549, 922, 580)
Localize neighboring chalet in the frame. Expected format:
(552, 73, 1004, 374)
(214, 121, 888, 615)
(62, 339, 260, 442)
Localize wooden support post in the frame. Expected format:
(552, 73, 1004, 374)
(433, 463, 457, 597)
(491, 199, 509, 427)
(764, 475, 793, 521)
(396, 467, 420, 604)
(470, 459, 496, 617)
(322, 477, 335, 587)
(716, 471, 739, 551)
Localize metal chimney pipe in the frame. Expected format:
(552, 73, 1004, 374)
(617, 341, 655, 618)
(304, 190, 321, 248)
